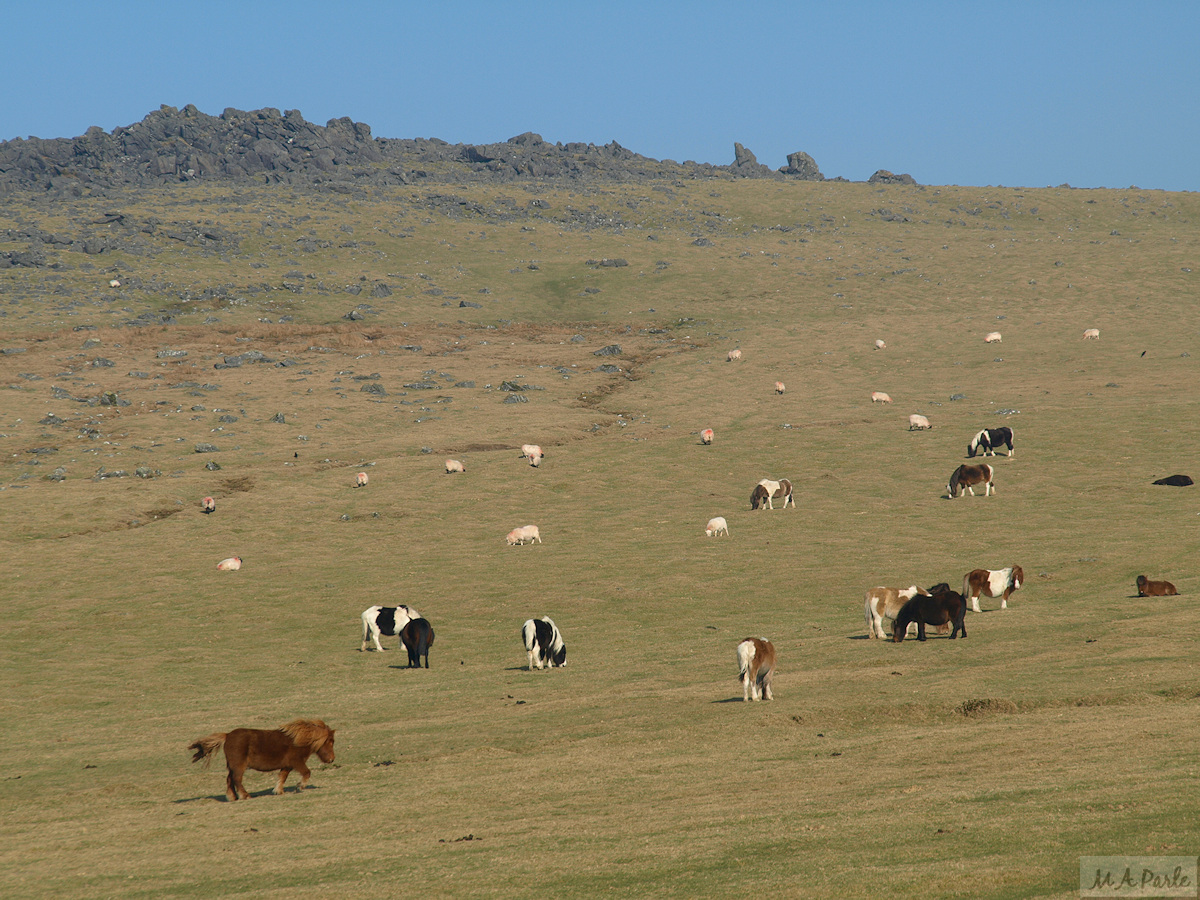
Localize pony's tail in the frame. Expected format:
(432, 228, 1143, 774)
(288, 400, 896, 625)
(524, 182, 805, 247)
(188, 733, 227, 766)
(736, 641, 755, 680)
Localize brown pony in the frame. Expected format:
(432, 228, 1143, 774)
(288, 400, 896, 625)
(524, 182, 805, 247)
(1136, 575, 1178, 597)
(188, 718, 336, 801)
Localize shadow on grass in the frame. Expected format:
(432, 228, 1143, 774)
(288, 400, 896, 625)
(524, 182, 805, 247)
(174, 784, 322, 803)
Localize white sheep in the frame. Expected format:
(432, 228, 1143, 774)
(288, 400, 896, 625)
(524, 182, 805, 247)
(705, 516, 729, 537)
(871, 391, 892, 404)
(984, 332, 1002, 343)
(445, 459, 465, 474)
(908, 414, 932, 430)
(355, 472, 369, 487)
(201, 496, 216, 514)
(774, 381, 785, 395)
(700, 428, 714, 445)
(874, 339, 886, 350)
(521, 444, 544, 467)
(727, 349, 742, 362)
(216, 556, 242, 571)
(1083, 328, 1100, 340)
(506, 525, 542, 546)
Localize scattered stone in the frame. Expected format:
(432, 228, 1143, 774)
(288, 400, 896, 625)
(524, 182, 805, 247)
(39, 414, 65, 426)
(459, 300, 483, 308)
(134, 466, 159, 479)
(194, 443, 219, 453)
(360, 383, 386, 395)
(204, 460, 221, 471)
(503, 394, 528, 404)
(499, 381, 526, 392)
(593, 344, 622, 357)
(269, 412, 286, 423)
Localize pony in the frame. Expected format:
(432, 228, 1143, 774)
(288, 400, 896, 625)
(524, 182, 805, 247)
(864, 585, 931, 640)
(736, 638, 775, 701)
(1137, 575, 1178, 597)
(892, 589, 967, 642)
(947, 463, 994, 498)
(963, 566, 1024, 612)
(1153, 475, 1193, 486)
(751, 478, 795, 510)
(522, 617, 566, 669)
(188, 718, 335, 801)
(967, 427, 1014, 458)
(360, 604, 420, 652)
(400, 617, 435, 668)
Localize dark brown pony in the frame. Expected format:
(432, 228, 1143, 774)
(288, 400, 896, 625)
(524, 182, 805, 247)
(1137, 575, 1178, 597)
(893, 588, 967, 642)
(188, 718, 335, 801)
(947, 463, 994, 498)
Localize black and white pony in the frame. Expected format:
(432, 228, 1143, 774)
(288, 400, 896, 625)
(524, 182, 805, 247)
(967, 427, 1014, 458)
(360, 604, 420, 652)
(400, 617, 435, 668)
(522, 617, 566, 669)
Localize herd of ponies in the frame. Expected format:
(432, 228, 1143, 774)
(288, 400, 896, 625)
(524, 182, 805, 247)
(190, 330, 1185, 798)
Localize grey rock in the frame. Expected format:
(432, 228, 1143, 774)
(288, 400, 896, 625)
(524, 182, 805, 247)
(593, 344, 622, 357)
(194, 443, 220, 453)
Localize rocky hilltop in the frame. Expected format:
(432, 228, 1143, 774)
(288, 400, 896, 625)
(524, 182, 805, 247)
(0, 104, 913, 195)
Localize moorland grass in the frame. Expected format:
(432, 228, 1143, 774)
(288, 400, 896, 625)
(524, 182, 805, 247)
(0, 177, 1198, 898)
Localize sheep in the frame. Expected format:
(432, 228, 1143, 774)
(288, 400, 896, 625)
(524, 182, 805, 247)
(705, 516, 729, 537)
(700, 428, 714, 445)
(871, 391, 892, 404)
(216, 556, 242, 571)
(874, 339, 886, 350)
(506, 525, 542, 546)
(984, 332, 1002, 343)
(1083, 328, 1100, 340)
(445, 459, 465, 474)
(774, 381, 786, 395)
(727, 349, 742, 361)
(908, 414, 932, 430)
(108, 279, 120, 288)
(201, 496, 216, 514)
(355, 472, 368, 487)
(521, 444, 544, 467)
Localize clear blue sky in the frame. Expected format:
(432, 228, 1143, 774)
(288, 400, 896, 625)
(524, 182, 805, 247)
(5, 1, 1198, 191)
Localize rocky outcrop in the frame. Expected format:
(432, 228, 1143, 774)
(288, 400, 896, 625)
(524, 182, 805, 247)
(868, 169, 917, 186)
(0, 104, 893, 193)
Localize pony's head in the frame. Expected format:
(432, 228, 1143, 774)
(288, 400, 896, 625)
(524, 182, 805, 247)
(750, 484, 769, 509)
(280, 718, 336, 760)
(551, 644, 567, 667)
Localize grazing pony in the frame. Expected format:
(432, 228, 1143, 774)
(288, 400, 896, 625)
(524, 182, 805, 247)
(967, 427, 1014, 458)
(864, 585, 931, 640)
(963, 566, 1024, 612)
(201, 496, 216, 514)
(216, 556, 242, 571)
(1137, 575, 1178, 597)
(736, 638, 775, 701)
(360, 604, 420, 652)
(400, 617, 435, 668)
(751, 478, 795, 510)
(188, 718, 335, 801)
(892, 589, 967, 642)
(355, 472, 368, 487)
(947, 463, 994, 498)
(522, 617, 566, 669)
(700, 428, 714, 445)
(705, 516, 729, 537)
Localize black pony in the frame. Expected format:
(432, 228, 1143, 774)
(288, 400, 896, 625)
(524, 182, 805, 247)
(893, 586, 967, 642)
(967, 427, 1014, 458)
(400, 617, 435, 668)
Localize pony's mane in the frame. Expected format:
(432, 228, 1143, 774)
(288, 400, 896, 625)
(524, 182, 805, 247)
(280, 718, 333, 749)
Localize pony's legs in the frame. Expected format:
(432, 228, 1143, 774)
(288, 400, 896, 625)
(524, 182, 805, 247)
(274, 767, 292, 795)
(227, 765, 249, 801)
(295, 761, 312, 789)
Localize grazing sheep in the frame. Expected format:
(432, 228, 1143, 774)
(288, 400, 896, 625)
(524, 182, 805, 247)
(871, 391, 892, 404)
(445, 459, 465, 474)
(984, 332, 1002, 343)
(774, 381, 785, 394)
(216, 556, 242, 571)
(355, 472, 368, 487)
(908, 414, 932, 430)
(705, 516, 729, 537)
(108, 279, 120, 288)
(1137, 575, 1178, 597)
(506, 525, 542, 546)
(728, 349, 742, 361)
(201, 496, 216, 514)
(521, 444, 544, 467)
(874, 339, 886, 350)
(1083, 328, 1100, 340)
(700, 428, 714, 445)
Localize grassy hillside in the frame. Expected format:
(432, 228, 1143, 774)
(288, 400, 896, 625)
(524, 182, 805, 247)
(1, 177, 1198, 898)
